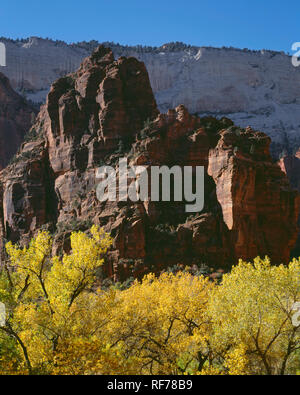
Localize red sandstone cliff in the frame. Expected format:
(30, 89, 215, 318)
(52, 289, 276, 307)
(0, 47, 298, 280)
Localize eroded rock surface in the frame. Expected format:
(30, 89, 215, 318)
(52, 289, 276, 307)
(1, 38, 299, 156)
(0, 46, 298, 280)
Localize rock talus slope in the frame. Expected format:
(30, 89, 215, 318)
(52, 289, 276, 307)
(0, 46, 298, 280)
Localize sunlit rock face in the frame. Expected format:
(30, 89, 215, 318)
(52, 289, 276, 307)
(0, 47, 298, 281)
(1, 38, 299, 156)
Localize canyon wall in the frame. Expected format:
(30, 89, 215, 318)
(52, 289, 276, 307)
(0, 38, 299, 157)
(0, 46, 298, 280)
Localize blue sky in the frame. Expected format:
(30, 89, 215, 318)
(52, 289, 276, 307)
(0, 0, 298, 53)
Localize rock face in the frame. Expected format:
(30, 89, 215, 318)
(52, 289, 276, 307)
(0, 72, 36, 169)
(279, 150, 300, 256)
(1, 38, 300, 157)
(0, 47, 298, 281)
(279, 150, 300, 192)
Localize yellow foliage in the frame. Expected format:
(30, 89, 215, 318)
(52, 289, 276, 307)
(208, 257, 300, 375)
(224, 344, 249, 375)
(104, 272, 214, 374)
(0, 231, 299, 377)
(1, 226, 112, 374)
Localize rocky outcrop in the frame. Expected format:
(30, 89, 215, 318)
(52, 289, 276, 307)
(0, 72, 36, 169)
(1, 38, 300, 157)
(279, 150, 300, 192)
(279, 150, 300, 256)
(45, 46, 158, 176)
(0, 46, 298, 281)
(208, 127, 299, 263)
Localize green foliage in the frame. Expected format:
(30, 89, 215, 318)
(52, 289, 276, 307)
(8, 150, 36, 166)
(279, 149, 288, 159)
(56, 218, 93, 234)
(23, 127, 42, 143)
(155, 223, 177, 235)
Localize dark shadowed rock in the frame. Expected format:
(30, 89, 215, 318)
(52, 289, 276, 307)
(0, 72, 37, 169)
(278, 150, 300, 257)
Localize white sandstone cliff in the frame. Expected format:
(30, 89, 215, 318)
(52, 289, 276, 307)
(0, 37, 299, 155)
